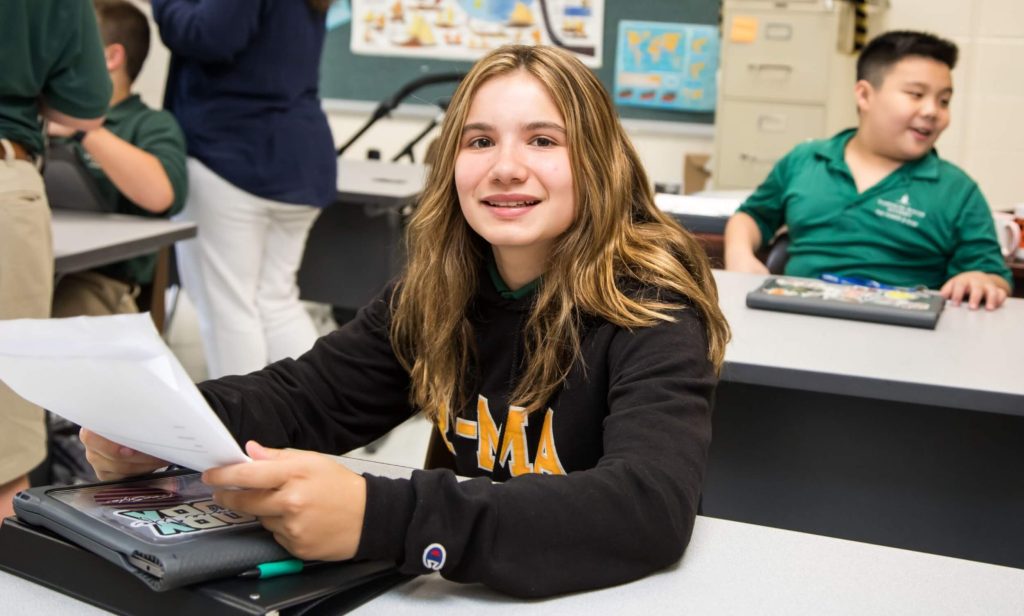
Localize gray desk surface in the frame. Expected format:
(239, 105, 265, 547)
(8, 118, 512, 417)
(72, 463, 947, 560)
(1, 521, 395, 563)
(336, 159, 426, 209)
(51, 210, 197, 275)
(4, 457, 1023, 616)
(715, 270, 1024, 415)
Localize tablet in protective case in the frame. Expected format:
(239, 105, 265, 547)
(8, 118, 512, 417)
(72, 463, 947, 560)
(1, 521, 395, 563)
(746, 276, 945, 329)
(14, 470, 292, 591)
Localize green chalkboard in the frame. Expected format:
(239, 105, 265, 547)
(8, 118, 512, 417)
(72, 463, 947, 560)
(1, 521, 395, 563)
(319, 1, 719, 124)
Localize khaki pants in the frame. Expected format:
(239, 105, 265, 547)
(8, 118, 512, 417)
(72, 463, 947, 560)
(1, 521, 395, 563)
(53, 271, 139, 317)
(0, 154, 50, 483)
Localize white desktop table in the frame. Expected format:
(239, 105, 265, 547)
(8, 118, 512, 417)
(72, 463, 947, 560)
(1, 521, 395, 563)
(334, 158, 426, 211)
(51, 210, 197, 276)
(706, 270, 1024, 571)
(3, 458, 1022, 616)
(715, 270, 1024, 415)
(50, 209, 197, 330)
(352, 517, 1024, 616)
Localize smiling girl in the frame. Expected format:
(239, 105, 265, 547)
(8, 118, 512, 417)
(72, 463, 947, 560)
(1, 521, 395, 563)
(82, 45, 730, 597)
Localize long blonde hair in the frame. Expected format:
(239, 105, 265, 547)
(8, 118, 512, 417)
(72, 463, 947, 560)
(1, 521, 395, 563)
(391, 45, 729, 419)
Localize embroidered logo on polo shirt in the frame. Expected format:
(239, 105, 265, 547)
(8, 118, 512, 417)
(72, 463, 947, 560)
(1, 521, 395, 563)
(875, 193, 926, 228)
(422, 543, 446, 570)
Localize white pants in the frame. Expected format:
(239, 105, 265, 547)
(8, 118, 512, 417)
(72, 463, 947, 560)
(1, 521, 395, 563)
(176, 158, 321, 378)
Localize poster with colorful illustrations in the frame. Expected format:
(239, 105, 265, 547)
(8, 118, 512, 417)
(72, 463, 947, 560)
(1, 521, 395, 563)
(614, 20, 718, 112)
(351, 0, 604, 67)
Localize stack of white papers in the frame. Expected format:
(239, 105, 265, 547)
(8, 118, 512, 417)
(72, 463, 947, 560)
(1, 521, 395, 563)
(654, 192, 745, 218)
(0, 314, 248, 471)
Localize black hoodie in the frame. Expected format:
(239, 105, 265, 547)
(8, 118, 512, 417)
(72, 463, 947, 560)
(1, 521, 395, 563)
(199, 268, 716, 598)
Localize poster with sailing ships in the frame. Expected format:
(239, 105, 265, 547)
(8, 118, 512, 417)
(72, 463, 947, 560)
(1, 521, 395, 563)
(351, 0, 604, 67)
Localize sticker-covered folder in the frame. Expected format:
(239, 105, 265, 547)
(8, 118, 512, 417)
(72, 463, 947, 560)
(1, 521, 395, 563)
(746, 276, 945, 329)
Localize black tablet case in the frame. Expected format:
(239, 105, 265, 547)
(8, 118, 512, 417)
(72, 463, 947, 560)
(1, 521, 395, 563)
(0, 518, 410, 616)
(13, 470, 297, 591)
(746, 276, 945, 329)
(3, 470, 410, 613)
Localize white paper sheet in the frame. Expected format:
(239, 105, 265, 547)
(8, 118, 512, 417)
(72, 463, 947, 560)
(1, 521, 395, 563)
(0, 314, 249, 471)
(654, 192, 746, 218)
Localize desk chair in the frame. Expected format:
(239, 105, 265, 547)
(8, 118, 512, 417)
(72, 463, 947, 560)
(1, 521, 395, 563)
(763, 232, 791, 275)
(43, 142, 112, 213)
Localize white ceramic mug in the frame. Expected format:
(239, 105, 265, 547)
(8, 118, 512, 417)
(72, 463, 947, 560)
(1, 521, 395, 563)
(993, 212, 1022, 259)
(1015, 204, 1024, 261)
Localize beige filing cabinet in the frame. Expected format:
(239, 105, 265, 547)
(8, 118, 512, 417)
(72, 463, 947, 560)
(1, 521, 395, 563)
(713, 0, 881, 189)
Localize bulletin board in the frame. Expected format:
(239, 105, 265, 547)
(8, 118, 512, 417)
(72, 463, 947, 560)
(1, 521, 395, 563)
(319, 0, 719, 124)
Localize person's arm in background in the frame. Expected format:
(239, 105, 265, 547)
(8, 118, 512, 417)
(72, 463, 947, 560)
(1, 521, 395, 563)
(724, 163, 788, 274)
(940, 184, 1013, 310)
(150, 0, 262, 63)
(49, 115, 187, 214)
(724, 212, 768, 274)
(40, 107, 105, 132)
(38, 0, 111, 129)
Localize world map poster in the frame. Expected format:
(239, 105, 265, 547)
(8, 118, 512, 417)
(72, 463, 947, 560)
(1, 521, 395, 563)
(614, 20, 719, 112)
(351, 0, 604, 68)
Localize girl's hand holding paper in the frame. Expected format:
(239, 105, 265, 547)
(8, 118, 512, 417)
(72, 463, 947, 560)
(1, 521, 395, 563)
(203, 441, 367, 561)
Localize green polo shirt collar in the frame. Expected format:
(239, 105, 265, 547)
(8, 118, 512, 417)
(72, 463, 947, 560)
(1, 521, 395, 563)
(487, 257, 541, 300)
(107, 93, 146, 122)
(811, 128, 941, 183)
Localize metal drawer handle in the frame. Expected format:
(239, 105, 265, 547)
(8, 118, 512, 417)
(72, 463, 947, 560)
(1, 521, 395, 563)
(757, 115, 787, 132)
(747, 63, 793, 73)
(737, 152, 774, 164)
(765, 23, 793, 40)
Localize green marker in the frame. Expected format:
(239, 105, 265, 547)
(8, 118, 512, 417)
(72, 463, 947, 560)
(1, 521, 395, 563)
(238, 558, 306, 579)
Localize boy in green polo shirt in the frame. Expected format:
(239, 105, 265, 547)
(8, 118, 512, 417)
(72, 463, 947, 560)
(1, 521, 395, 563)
(50, 0, 187, 316)
(724, 30, 1012, 311)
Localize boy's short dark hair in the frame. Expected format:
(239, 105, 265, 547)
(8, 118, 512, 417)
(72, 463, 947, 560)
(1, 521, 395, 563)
(93, 0, 150, 82)
(857, 30, 958, 86)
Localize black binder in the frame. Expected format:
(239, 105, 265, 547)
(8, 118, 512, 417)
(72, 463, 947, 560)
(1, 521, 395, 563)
(1, 470, 412, 614)
(0, 518, 409, 615)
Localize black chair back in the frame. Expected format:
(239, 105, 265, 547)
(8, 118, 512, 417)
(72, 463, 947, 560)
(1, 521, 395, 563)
(43, 142, 113, 212)
(764, 233, 791, 275)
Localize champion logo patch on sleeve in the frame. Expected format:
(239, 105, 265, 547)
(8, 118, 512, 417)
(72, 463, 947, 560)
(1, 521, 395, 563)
(422, 543, 446, 571)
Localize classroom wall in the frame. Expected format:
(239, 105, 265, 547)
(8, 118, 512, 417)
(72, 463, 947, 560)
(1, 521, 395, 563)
(888, 0, 1024, 211)
(130, 0, 1024, 209)
(128, 1, 167, 109)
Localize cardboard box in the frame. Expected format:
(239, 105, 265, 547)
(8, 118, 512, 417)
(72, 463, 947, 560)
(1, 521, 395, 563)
(683, 154, 711, 195)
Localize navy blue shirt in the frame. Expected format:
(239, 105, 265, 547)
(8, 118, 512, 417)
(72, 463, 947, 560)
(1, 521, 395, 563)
(152, 0, 336, 207)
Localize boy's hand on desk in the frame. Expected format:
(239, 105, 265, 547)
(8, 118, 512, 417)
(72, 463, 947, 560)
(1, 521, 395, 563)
(940, 271, 1008, 311)
(80, 428, 170, 481)
(203, 441, 367, 562)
